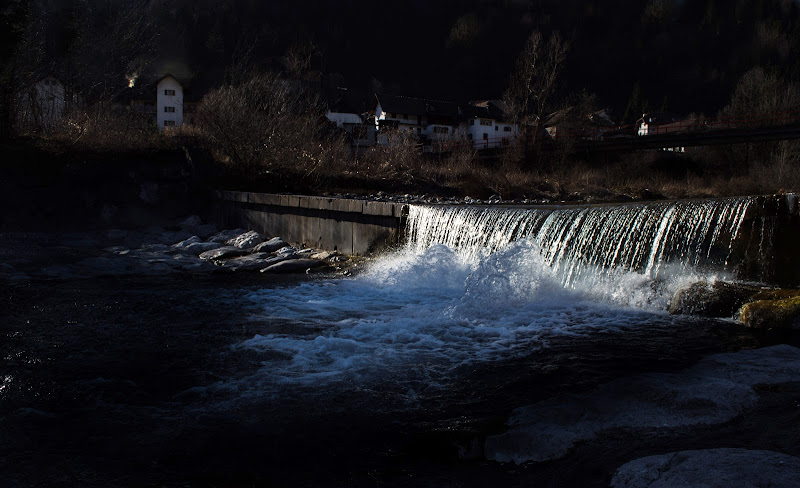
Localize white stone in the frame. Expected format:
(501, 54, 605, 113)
(226, 230, 264, 249)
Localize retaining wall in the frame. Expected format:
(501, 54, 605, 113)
(217, 191, 407, 255)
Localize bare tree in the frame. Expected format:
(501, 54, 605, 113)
(504, 31, 568, 149)
(285, 39, 318, 79)
(720, 67, 800, 188)
(194, 72, 348, 186)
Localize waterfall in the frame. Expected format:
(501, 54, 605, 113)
(404, 197, 763, 286)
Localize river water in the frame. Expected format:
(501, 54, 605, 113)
(2, 198, 798, 486)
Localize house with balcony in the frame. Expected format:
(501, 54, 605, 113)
(371, 95, 464, 145)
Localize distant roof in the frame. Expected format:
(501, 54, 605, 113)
(465, 99, 511, 122)
(374, 95, 461, 118)
(327, 87, 370, 115)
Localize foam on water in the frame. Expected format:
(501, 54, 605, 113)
(218, 198, 762, 401)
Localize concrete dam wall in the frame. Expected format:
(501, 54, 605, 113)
(217, 191, 800, 285)
(217, 191, 407, 255)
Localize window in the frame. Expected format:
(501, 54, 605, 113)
(433, 126, 449, 134)
(495, 126, 499, 131)
(402, 114, 408, 120)
(503, 126, 512, 132)
(480, 119, 492, 126)
(469, 120, 474, 126)
(164, 89, 176, 96)
(164, 106, 175, 113)
(164, 120, 176, 127)
(352, 126, 367, 139)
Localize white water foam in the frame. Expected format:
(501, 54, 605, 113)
(213, 198, 765, 402)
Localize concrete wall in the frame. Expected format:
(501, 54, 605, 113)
(217, 191, 407, 255)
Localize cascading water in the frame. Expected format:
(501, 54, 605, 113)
(405, 196, 759, 286)
(226, 196, 776, 405)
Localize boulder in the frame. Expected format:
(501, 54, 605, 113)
(253, 237, 288, 253)
(668, 280, 761, 317)
(199, 246, 249, 261)
(219, 253, 289, 271)
(208, 229, 246, 244)
(310, 251, 335, 261)
(183, 241, 223, 254)
(275, 246, 298, 257)
(260, 258, 325, 274)
(738, 294, 800, 330)
(172, 236, 203, 249)
(611, 449, 800, 488)
(226, 230, 265, 249)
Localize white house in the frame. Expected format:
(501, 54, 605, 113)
(637, 112, 690, 152)
(156, 74, 183, 130)
(372, 95, 429, 136)
(325, 110, 376, 146)
(457, 100, 518, 149)
(14, 76, 73, 133)
(371, 95, 465, 147)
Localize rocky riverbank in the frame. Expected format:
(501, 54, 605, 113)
(0, 216, 363, 283)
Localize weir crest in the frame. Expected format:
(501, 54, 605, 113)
(404, 196, 792, 286)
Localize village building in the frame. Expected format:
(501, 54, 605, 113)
(14, 76, 81, 133)
(458, 100, 518, 149)
(637, 112, 695, 152)
(156, 75, 184, 130)
(325, 88, 375, 147)
(126, 73, 195, 131)
(544, 108, 617, 141)
(371, 95, 464, 144)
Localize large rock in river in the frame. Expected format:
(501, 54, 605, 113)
(253, 237, 289, 253)
(199, 246, 249, 261)
(611, 448, 800, 488)
(738, 294, 800, 330)
(668, 280, 761, 317)
(227, 230, 265, 249)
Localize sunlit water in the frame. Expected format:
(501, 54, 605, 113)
(213, 198, 761, 404)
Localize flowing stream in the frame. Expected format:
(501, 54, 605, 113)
(224, 197, 767, 406)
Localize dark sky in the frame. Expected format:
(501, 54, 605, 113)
(28, 0, 800, 119)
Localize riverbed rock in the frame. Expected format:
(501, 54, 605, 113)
(198, 246, 249, 261)
(260, 258, 325, 274)
(172, 236, 203, 249)
(668, 280, 761, 317)
(610, 449, 800, 488)
(310, 251, 335, 261)
(227, 230, 265, 249)
(219, 253, 284, 271)
(484, 345, 800, 464)
(208, 229, 246, 244)
(275, 246, 299, 258)
(738, 294, 800, 330)
(253, 237, 288, 253)
(182, 241, 223, 255)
